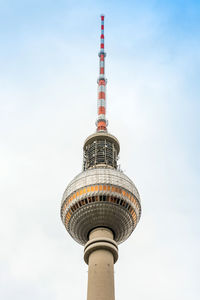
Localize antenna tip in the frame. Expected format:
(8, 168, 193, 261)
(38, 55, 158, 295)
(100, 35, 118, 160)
(100, 14, 105, 20)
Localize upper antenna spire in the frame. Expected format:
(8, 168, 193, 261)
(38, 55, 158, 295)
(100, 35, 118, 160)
(96, 14, 107, 131)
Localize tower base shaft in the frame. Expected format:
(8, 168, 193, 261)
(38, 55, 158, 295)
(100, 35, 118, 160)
(85, 228, 118, 300)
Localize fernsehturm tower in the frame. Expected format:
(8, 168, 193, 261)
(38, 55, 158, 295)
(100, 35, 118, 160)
(61, 15, 141, 300)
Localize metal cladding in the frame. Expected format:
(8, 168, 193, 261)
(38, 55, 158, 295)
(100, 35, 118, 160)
(97, 15, 107, 132)
(61, 15, 141, 247)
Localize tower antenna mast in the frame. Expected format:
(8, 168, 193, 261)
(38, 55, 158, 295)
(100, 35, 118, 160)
(96, 14, 107, 131)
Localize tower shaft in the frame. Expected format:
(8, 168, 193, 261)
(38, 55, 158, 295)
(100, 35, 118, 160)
(84, 228, 118, 300)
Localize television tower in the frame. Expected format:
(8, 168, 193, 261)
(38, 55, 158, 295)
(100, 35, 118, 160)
(61, 15, 141, 300)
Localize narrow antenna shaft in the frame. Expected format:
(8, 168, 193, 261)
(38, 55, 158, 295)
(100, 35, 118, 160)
(96, 15, 107, 131)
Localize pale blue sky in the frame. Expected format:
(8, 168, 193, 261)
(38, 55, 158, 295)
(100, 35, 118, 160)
(0, 1, 199, 299)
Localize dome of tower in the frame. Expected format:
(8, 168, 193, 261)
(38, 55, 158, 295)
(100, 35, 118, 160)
(61, 167, 141, 245)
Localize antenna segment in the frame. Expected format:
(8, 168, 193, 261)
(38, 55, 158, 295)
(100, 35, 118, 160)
(96, 15, 107, 131)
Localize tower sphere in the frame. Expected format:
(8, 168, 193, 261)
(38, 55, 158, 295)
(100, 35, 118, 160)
(61, 132, 141, 245)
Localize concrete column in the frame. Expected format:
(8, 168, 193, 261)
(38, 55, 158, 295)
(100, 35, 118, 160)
(84, 227, 118, 300)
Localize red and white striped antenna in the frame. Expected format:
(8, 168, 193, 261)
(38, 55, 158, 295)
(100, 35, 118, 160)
(96, 15, 107, 132)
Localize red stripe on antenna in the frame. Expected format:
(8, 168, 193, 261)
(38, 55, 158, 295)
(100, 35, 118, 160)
(98, 92, 105, 99)
(98, 107, 105, 114)
(99, 80, 105, 85)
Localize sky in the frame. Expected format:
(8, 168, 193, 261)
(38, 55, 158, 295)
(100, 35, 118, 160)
(0, 0, 200, 299)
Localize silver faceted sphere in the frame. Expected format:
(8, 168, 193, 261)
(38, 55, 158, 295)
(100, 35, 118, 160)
(61, 167, 141, 245)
